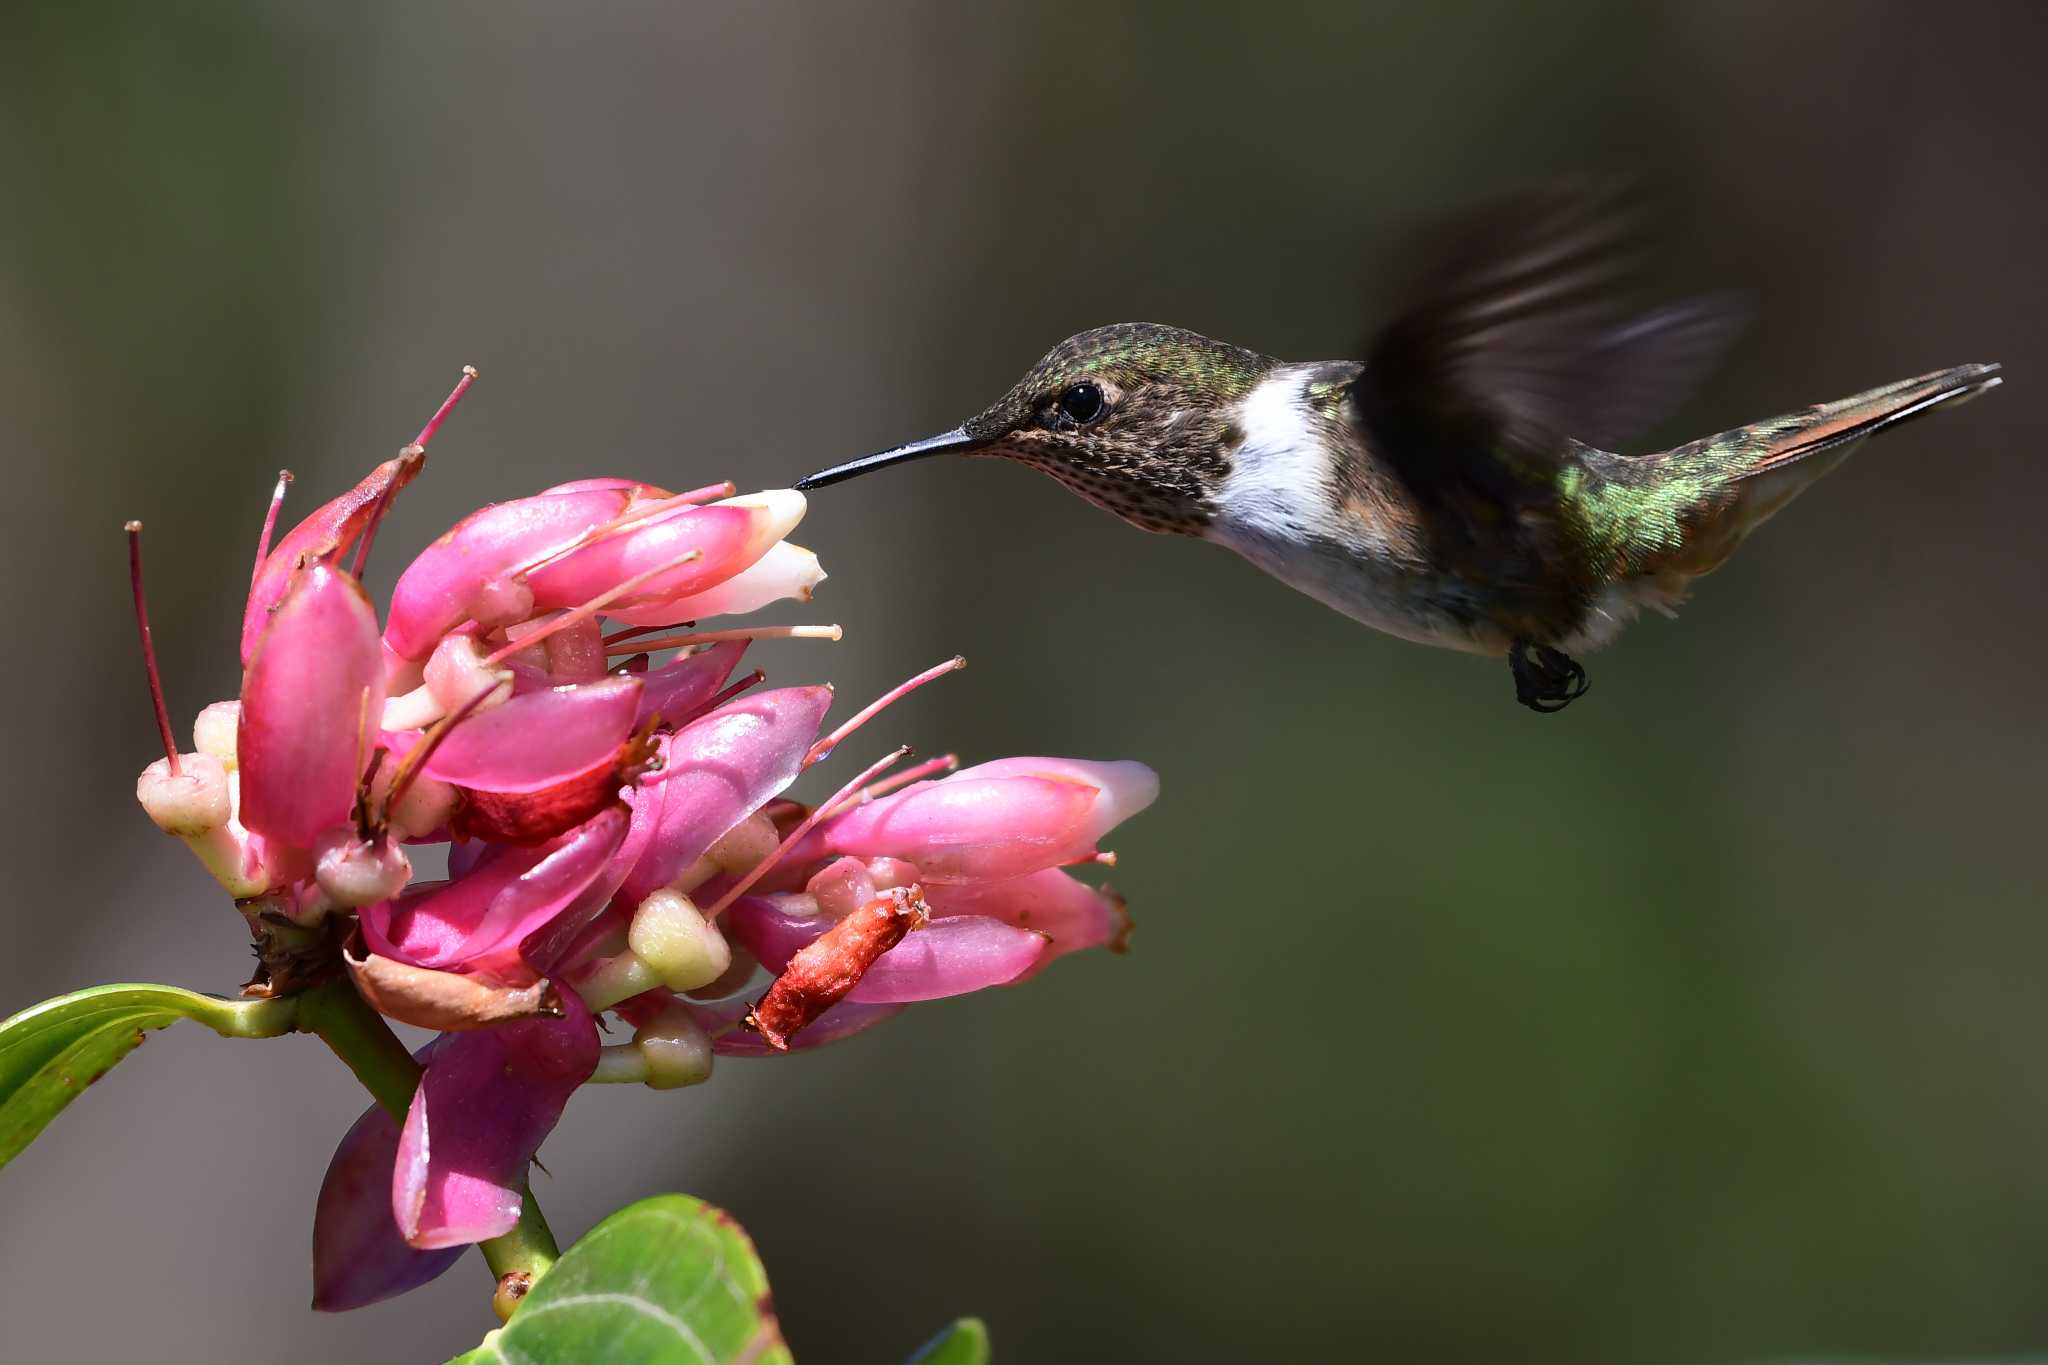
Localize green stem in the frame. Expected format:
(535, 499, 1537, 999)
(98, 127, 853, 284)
(293, 977, 561, 1302)
(482, 1186, 559, 1284)
(194, 992, 301, 1040)
(294, 977, 418, 1118)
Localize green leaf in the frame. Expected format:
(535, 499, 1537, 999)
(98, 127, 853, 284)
(451, 1194, 794, 1365)
(906, 1318, 991, 1365)
(0, 982, 295, 1169)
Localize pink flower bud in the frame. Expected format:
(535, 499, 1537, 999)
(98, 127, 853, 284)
(242, 452, 421, 666)
(384, 487, 632, 661)
(314, 829, 413, 907)
(238, 563, 385, 850)
(657, 540, 825, 620)
(313, 1102, 464, 1311)
(925, 868, 1130, 966)
(135, 753, 230, 836)
(525, 491, 805, 628)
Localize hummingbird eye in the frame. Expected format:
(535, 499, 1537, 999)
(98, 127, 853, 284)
(1056, 382, 1107, 426)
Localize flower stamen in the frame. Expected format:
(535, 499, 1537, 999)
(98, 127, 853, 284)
(821, 752, 959, 819)
(125, 521, 180, 774)
(705, 745, 910, 918)
(412, 365, 479, 451)
(248, 469, 293, 595)
(804, 656, 965, 768)
(608, 624, 841, 656)
(479, 547, 706, 667)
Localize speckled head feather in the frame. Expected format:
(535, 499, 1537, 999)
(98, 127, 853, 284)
(960, 324, 1276, 534)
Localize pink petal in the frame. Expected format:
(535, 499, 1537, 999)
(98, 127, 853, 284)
(238, 563, 385, 849)
(659, 541, 824, 620)
(243, 454, 420, 666)
(634, 640, 747, 729)
(423, 676, 641, 793)
(384, 488, 630, 661)
(618, 686, 832, 903)
(516, 755, 668, 975)
(312, 1100, 465, 1310)
(949, 757, 1159, 844)
(926, 868, 1129, 965)
(362, 808, 627, 971)
(725, 897, 1046, 1003)
(650, 993, 902, 1056)
(393, 991, 598, 1249)
(540, 477, 670, 497)
(523, 494, 799, 627)
(794, 775, 1103, 883)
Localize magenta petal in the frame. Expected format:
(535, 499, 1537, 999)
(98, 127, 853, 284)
(724, 898, 1046, 1003)
(423, 676, 641, 793)
(384, 488, 629, 661)
(799, 776, 1101, 883)
(524, 504, 760, 620)
(243, 454, 420, 666)
(517, 758, 668, 975)
(849, 916, 1047, 1002)
(363, 808, 627, 971)
(949, 757, 1159, 844)
(619, 686, 831, 903)
(393, 991, 599, 1250)
(926, 868, 1127, 964)
(679, 994, 903, 1056)
(313, 1101, 465, 1310)
(238, 563, 386, 849)
(635, 640, 747, 729)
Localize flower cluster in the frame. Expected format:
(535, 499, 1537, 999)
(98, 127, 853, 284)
(128, 374, 1156, 1310)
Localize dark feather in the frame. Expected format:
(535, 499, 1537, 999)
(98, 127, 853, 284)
(1350, 185, 1737, 614)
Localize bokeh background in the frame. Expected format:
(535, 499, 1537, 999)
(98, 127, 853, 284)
(4, 3, 2044, 1362)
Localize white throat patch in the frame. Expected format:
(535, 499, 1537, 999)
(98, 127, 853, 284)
(1212, 369, 1333, 543)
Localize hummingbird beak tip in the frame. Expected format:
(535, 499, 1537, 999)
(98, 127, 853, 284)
(794, 427, 980, 492)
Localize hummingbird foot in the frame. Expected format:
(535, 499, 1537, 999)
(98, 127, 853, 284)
(1508, 640, 1589, 714)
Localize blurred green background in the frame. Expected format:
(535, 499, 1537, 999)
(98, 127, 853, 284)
(3, 3, 2044, 1361)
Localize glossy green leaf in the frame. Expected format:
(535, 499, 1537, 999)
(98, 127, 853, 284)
(0, 983, 295, 1169)
(451, 1194, 794, 1365)
(905, 1318, 990, 1365)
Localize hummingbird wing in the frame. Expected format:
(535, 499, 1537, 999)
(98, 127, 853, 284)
(1350, 186, 1736, 613)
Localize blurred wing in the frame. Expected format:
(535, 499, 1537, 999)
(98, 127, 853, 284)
(1351, 186, 1738, 578)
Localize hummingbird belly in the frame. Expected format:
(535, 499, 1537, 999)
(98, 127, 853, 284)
(1207, 519, 1507, 655)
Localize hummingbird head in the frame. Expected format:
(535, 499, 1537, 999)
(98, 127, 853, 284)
(797, 323, 1275, 534)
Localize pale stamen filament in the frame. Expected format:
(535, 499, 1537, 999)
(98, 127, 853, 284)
(412, 365, 479, 450)
(820, 752, 959, 820)
(803, 656, 966, 768)
(609, 624, 841, 656)
(248, 469, 293, 593)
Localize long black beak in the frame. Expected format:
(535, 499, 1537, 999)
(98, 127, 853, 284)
(794, 426, 983, 491)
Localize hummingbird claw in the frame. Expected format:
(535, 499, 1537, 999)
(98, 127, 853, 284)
(1508, 641, 1589, 714)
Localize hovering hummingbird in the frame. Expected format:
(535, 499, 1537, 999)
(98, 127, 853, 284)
(796, 192, 2001, 711)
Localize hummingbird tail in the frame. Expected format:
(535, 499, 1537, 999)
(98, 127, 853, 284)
(1729, 362, 2002, 482)
(1605, 362, 2002, 591)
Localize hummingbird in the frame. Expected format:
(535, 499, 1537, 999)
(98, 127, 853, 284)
(796, 192, 2002, 711)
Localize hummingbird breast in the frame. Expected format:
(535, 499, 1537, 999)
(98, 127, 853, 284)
(1204, 365, 1514, 654)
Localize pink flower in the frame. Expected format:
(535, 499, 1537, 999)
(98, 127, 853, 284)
(125, 372, 1158, 1311)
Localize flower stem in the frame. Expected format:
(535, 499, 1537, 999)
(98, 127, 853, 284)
(293, 976, 561, 1312)
(294, 976, 418, 1118)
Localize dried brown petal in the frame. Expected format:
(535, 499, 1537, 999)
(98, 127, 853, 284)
(343, 926, 563, 1031)
(745, 886, 927, 1050)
